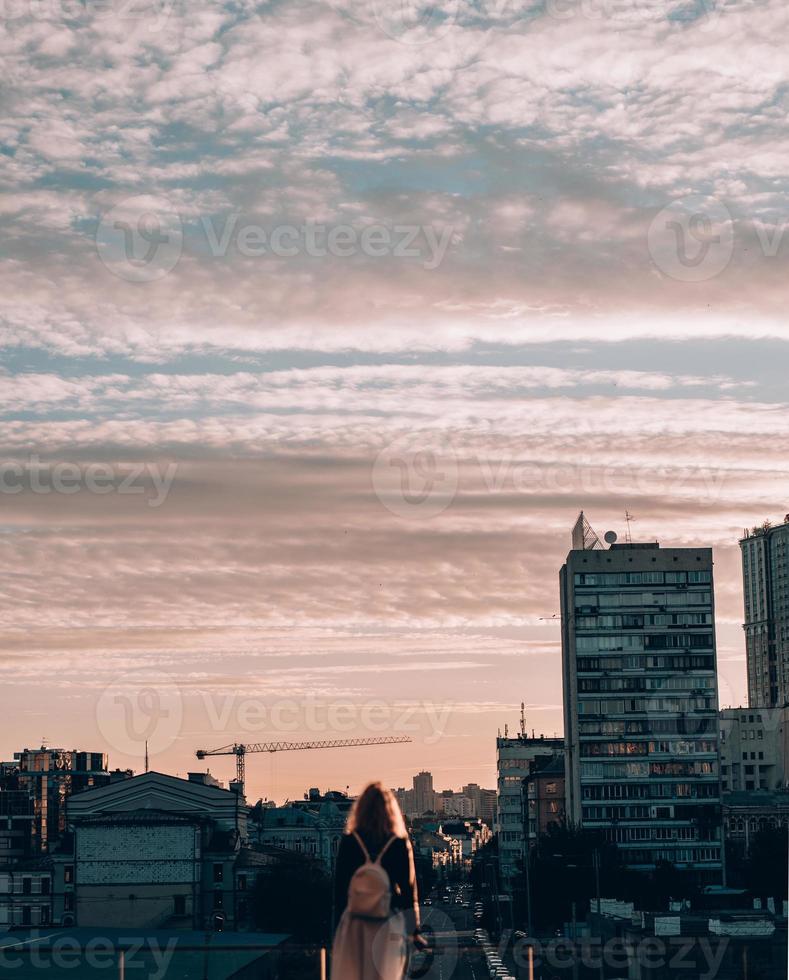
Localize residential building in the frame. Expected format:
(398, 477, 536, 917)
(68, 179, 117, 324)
(740, 517, 789, 707)
(496, 734, 563, 885)
(720, 706, 789, 792)
(0, 863, 52, 928)
(561, 515, 723, 884)
(250, 790, 350, 872)
(462, 783, 497, 823)
(523, 753, 565, 846)
(0, 746, 126, 855)
(413, 771, 436, 815)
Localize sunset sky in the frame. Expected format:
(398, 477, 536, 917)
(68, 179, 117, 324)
(1, 0, 788, 802)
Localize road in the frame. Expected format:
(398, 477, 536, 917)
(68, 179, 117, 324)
(412, 898, 489, 980)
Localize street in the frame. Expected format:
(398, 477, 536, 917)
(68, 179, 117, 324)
(412, 894, 489, 980)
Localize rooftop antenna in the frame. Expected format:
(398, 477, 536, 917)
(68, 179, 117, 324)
(144, 740, 149, 773)
(625, 511, 635, 543)
(520, 702, 526, 738)
(504, 723, 509, 738)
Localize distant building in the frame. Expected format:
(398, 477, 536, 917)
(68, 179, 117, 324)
(720, 706, 789, 792)
(740, 518, 789, 708)
(496, 734, 563, 885)
(251, 789, 351, 872)
(523, 754, 565, 846)
(462, 783, 497, 823)
(561, 516, 723, 884)
(413, 771, 436, 815)
(723, 791, 789, 858)
(0, 862, 52, 929)
(0, 747, 126, 855)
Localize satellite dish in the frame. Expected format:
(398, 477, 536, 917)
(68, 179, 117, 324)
(604, 531, 618, 545)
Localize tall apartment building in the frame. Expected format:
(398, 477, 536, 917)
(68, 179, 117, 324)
(496, 734, 563, 885)
(0, 747, 122, 856)
(740, 517, 789, 707)
(413, 771, 436, 815)
(720, 706, 789, 792)
(561, 517, 723, 884)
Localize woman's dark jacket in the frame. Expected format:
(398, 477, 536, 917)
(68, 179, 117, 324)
(333, 831, 421, 933)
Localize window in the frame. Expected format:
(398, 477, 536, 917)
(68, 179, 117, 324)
(213, 863, 224, 884)
(64, 894, 74, 912)
(41, 879, 50, 896)
(174, 895, 186, 916)
(238, 875, 247, 891)
(22, 878, 31, 895)
(214, 890, 224, 909)
(64, 866, 74, 884)
(40, 906, 50, 925)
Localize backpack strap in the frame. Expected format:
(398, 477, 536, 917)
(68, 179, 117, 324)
(352, 831, 371, 863)
(374, 835, 398, 865)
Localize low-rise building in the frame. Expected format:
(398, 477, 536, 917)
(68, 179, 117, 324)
(250, 791, 350, 872)
(723, 790, 789, 857)
(54, 770, 248, 931)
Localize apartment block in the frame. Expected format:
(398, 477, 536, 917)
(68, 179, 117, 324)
(740, 518, 789, 707)
(561, 518, 723, 884)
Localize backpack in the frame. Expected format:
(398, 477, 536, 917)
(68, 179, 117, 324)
(346, 832, 397, 920)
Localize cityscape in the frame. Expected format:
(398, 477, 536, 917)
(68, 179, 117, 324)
(3, 1, 789, 979)
(1, 513, 788, 977)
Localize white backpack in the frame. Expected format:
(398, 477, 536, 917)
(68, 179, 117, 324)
(347, 832, 397, 920)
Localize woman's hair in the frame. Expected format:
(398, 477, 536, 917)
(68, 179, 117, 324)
(346, 782, 407, 841)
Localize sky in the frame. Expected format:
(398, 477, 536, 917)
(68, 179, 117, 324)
(1, 0, 788, 803)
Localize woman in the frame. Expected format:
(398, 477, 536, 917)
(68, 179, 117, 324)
(332, 782, 426, 980)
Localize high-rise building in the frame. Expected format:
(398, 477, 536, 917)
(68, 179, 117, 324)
(740, 517, 789, 708)
(561, 516, 723, 884)
(413, 771, 436, 815)
(496, 734, 563, 885)
(0, 747, 120, 854)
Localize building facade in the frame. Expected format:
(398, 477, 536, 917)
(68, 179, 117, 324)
(561, 526, 723, 884)
(496, 735, 563, 885)
(57, 771, 249, 930)
(523, 754, 565, 845)
(740, 518, 789, 708)
(720, 706, 789, 792)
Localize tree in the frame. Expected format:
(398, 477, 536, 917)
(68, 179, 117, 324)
(251, 855, 332, 943)
(744, 827, 789, 904)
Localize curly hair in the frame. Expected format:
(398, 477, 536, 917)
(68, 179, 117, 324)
(345, 781, 407, 842)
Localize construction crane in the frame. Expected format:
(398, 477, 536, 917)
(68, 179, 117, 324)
(195, 736, 412, 797)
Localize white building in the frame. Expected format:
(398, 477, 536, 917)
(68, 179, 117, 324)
(720, 706, 789, 792)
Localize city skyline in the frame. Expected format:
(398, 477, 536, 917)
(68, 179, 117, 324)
(1, 511, 768, 802)
(3, 0, 789, 806)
